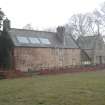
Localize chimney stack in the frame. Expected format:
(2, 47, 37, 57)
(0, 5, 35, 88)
(56, 26, 65, 44)
(3, 18, 11, 31)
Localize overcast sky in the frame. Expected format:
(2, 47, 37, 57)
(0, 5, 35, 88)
(0, 0, 105, 30)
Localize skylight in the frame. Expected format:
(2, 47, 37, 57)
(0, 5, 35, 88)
(39, 38, 50, 44)
(17, 36, 29, 44)
(16, 36, 51, 45)
(28, 37, 40, 44)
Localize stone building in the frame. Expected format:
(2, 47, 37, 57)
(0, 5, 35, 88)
(0, 19, 81, 72)
(77, 35, 105, 65)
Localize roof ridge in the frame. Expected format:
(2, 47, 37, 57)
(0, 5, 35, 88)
(10, 28, 56, 34)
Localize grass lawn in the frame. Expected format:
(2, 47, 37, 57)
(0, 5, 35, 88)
(0, 71, 105, 105)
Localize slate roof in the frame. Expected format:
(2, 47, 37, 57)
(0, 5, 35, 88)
(77, 36, 98, 49)
(8, 28, 79, 49)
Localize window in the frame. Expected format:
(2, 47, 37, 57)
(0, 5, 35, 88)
(39, 38, 50, 44)
(28, 37, 40, 44)
(17, 36, 29, 44)
(17, 36, 51, 45)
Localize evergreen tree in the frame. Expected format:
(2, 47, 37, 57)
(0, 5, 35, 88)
(0, 30, 13, 69)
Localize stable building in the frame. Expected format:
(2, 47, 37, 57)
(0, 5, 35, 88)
(0, 19, 81, 72)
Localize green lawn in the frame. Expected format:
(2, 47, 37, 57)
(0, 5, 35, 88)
(0, 71, 105, 105)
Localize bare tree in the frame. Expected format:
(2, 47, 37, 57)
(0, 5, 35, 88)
(92, 2, 105, 36)
(65, 13, 95, 38)
(65, 11, 104, 39)
(23, 24, 34, 30)
(65, 2, 105, 39)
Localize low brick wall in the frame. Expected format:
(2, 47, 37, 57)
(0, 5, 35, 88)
(38, 64, 105, 75)
(0, 64, 105, 78)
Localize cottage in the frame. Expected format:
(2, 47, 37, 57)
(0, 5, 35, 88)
(0, 19, 81, 72)
(77, 35, 105, 65)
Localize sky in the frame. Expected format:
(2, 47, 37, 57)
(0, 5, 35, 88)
(0, 0, 105, 30)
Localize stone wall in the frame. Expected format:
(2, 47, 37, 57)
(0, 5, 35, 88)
(93, 37, 105, 64)
(13, 47, 80, 72)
